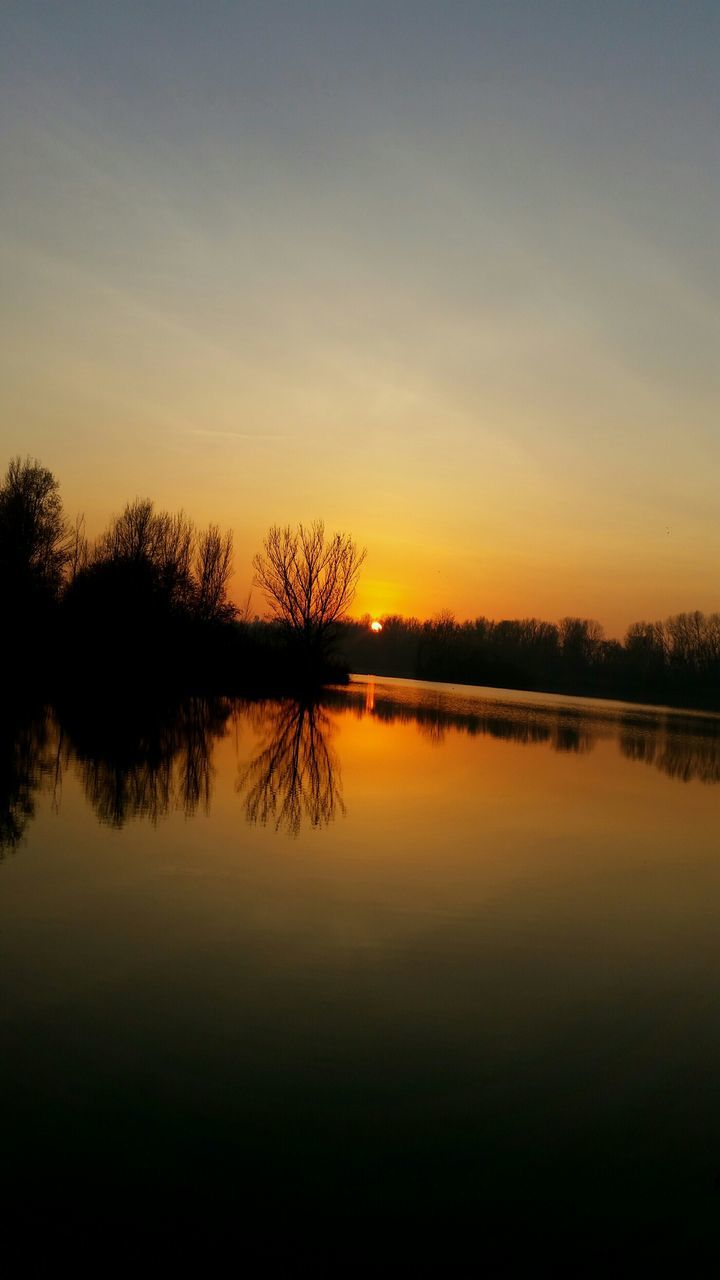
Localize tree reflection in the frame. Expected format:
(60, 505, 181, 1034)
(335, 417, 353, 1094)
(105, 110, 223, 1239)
(551, 722, 593, 755)
(619, 719, 720, 785)
(238, 700, 344, 834)
(3, 688, 720, 857)
(337, 687, 596, 754)
(0, 704, 56, 854)
(62, 696, 232, 826)
(337, 684, 718, 779)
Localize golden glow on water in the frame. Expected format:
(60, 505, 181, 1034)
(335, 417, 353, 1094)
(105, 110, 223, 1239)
(364, 679, 375, 713)
(2, 680, 720, 1252)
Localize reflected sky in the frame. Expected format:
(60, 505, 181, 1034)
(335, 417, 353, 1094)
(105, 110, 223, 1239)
(3, 677, 720, 853)
(2, 677, 720, 1259)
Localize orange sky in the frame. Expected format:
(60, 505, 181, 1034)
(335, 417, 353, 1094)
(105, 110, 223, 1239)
(2, 3, 719, 637)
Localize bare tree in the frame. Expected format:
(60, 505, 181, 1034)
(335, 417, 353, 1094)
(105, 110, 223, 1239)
(253, 520, 366, 661)
(67, 513, 89, 583)
(194, 524, 235, 623)
(154, 510, 195, 612)
(95, 497, 158, 564)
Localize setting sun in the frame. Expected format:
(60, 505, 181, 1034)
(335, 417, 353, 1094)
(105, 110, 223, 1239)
(370, 620, 383, 633)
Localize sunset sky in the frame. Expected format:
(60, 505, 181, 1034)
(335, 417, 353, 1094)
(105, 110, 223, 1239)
(2, 1, 719, 635)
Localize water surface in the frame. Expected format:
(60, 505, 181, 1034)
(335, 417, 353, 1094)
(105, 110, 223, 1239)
(2, 677, 720, 1263)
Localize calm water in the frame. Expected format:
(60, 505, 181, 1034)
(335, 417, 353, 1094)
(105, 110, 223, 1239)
(2, 676, 720, 1263)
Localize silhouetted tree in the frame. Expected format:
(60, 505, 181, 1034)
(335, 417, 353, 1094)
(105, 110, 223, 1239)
(624, 621, 666, 688)
(95, 497, 161, 564)
(93, 499, 196, 615)
(418, 611, 458, 681)
(194, 524, 235, 623)
(253, 521, 366, 672)
(558, 616, 604, 679)
(664, 610, 720, 679)
(67, 513, 89, 583)
(0, 456, 69, 623)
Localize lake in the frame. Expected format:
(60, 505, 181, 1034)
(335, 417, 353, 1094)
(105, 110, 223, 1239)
(2, 675, 720, 1265)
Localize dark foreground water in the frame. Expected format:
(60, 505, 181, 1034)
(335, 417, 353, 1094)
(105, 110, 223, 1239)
(2, 676, 720, 1266)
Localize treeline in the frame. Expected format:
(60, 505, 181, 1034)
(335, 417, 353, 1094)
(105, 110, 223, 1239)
(340, 610, 720, 707)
